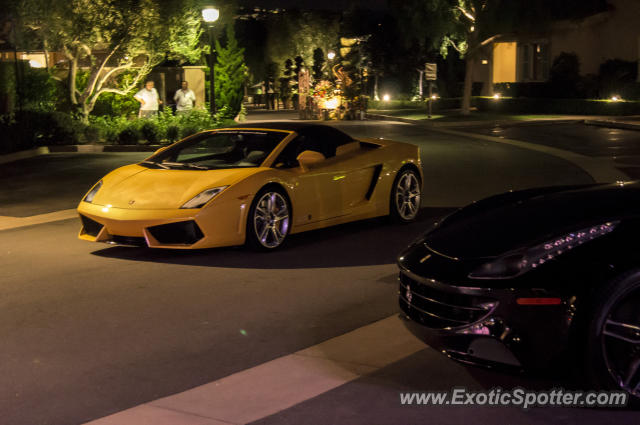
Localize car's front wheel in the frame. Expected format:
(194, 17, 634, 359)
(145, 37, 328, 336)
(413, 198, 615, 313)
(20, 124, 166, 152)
(245, 187, 291, 251)
(586, 270, 640, 404)
(390, 167, 421, 223)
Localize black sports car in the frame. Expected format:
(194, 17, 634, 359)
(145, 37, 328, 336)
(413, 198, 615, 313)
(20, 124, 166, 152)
(398, 182, 640, 401)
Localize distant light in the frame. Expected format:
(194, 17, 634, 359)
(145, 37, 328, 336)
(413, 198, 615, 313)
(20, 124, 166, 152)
(610, 95, 622, 102)
(431, 94, 438, 100)
(470, 26, 475, 32)
(202, 6, 219, 23)
(327, 51, 336, 60)
(493, 93, 501, 100)
(28, 60, 44, 68)
(383, 94, 390, 102)
(324, 97, 339, 109)
(481, 59, 488, 65)
(239, 329, 247, 336)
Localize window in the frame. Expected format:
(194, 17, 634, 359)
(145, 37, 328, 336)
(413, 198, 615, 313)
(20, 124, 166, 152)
(146, 131, 286, 170)
(273, 126, 353, 168)
(518, 42, 550, 82)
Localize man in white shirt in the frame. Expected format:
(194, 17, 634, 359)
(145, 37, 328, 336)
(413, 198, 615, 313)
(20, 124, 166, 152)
(174, 81, 196, 113)
(134, 80, 162, 118)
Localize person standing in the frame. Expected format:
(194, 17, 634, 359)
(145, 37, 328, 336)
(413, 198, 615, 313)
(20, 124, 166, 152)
(134, 80, 162, 118)
(174, 81, 196, 114)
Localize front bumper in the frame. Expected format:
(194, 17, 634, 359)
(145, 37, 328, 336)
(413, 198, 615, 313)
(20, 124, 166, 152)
(77, 199, 249, 249)
(398, 269, 575, 370)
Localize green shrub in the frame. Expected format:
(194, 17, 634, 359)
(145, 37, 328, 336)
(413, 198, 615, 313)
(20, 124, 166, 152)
(87, 108, 230, 145)
(166, 125, 180, 142)
(117, 127, 140, 145)
(84, 124, 102, 143)
(140, 121, 159, 144)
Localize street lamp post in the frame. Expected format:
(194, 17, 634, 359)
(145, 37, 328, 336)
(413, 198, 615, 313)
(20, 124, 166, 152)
(202, 6, 219, 114)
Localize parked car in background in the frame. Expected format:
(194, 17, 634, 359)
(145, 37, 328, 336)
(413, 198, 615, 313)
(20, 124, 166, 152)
(398, 182, 640, 402)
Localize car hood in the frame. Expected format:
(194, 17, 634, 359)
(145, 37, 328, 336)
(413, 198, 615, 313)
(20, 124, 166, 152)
(91, 164, 258, 209)
(423, 182, 640, 259)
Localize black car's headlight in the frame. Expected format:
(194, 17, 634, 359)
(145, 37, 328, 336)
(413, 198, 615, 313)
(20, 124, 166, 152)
(83, 180, 103, 203)
(468, 221, 619, 280)
(181, 186, 228, 209)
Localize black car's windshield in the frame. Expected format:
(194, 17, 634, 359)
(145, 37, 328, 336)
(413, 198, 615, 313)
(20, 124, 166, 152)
(142, 130, 289, 170)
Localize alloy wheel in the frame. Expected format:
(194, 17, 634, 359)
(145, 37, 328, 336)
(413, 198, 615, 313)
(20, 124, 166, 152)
(600, 285, 640, 399)
(395, 171, 421, 221)
(253, 191, 290, 249)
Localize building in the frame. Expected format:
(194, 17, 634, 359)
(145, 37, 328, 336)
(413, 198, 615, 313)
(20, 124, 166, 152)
(475, 0, 640, 90)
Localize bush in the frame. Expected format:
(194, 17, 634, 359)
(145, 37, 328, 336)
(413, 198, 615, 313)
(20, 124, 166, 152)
(140, 121, 159, 144)
(550, 52, 581, 98)
(166, 125, 180, 142)
(0, 109, 87, 153)
(475, 96, 640, 115)
(117, 127, 140, 145)
(87, 108, 231, 145)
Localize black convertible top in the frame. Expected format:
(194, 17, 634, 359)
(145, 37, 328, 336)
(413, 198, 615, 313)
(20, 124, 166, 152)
(225, 122, 353, 145)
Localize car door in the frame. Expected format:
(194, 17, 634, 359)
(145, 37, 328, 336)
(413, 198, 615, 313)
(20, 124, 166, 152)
(273, 133, 344, 227)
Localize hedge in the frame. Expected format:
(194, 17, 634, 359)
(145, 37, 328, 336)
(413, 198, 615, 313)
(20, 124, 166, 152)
(475, 97, 640, 115)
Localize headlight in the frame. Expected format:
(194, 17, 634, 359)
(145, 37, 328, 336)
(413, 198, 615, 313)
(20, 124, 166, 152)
(83, 180, 103, 203)
(181, 186, 228, 209)
(468, 221, 618, 280)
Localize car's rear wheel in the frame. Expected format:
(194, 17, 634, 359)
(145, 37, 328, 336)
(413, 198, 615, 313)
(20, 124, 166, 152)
(245, 187, 291, 251)
(586, 270, 640, 404)
(390, 167, 421, 223)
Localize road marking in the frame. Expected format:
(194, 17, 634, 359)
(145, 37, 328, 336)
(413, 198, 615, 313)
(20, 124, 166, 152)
(425, 127, 629, 183)
(0, 209, 77, 231)
(85, 315, 425, 425)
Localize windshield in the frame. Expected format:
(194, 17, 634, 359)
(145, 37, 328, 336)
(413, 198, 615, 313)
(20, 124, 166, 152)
(142, 130, 289, 170)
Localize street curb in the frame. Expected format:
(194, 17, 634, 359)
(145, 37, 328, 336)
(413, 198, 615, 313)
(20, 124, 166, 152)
(366, 113, 583, 128)
(47, 145, 163, 153)
(0, 146, 50, 165)
(0, 145, 163, 164)
(584, 119, 640, 132)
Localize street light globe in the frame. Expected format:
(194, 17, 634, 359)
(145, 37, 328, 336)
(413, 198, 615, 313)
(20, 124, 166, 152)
(202, 6, 220, 23)
(327, 51, 336, 60)
(383, 94, 390, 102)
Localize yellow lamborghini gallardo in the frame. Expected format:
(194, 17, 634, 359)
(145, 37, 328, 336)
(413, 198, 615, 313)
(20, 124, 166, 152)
(77, 123, 422, 250)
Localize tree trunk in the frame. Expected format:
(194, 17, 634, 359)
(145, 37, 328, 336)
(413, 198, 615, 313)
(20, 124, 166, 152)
(68, 57, 78, 106)
(373, 73, 379, 101)
(461, 55, 474, 116)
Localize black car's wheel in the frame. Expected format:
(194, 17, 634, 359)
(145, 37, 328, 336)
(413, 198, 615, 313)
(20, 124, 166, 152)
(390, 167, 421, 223)
(586, 270, 640, 404)
(245, 187, 291, 251)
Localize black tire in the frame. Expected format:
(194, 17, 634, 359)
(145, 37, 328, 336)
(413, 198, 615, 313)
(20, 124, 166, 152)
(389, 167, 421, 223)
(245, 186, 291, 251)
(585, 270, 640, 405)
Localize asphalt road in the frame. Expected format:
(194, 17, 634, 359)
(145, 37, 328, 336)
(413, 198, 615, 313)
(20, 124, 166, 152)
(1, 118, 631, 425)
(459, 121, 640, 178)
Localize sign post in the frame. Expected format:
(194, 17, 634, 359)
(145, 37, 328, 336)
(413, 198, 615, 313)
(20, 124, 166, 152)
(425, 63, 437, 119)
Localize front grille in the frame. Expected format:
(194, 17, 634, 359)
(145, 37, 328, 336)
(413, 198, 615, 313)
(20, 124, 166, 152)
(111, 235, 148, 247)
(80, 215, 103, 237)
(399, 273, 496, 329)
(146, 220, 204, 245)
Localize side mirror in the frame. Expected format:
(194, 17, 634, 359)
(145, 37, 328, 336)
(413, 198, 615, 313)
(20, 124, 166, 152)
(296, 150, 325, 170)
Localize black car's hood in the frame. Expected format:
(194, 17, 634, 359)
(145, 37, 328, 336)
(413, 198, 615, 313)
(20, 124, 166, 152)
(423, 182, 639, 259)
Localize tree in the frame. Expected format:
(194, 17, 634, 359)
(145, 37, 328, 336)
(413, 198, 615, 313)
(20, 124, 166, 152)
(16, 0, 204, 121)
(215, 24, 248, 118)
(312, 48, 325, 81)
